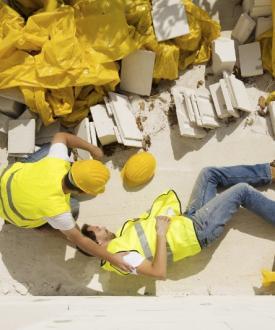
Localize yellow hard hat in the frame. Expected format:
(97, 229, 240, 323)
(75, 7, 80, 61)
(121, 152, 156, 187)
(71, 160, 110, 195)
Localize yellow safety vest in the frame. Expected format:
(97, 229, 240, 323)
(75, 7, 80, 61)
(101, 190, 201, 275)
(0, 157, 71, 228)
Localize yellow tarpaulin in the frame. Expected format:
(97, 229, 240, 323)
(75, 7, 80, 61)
(0, 0, 220, 126)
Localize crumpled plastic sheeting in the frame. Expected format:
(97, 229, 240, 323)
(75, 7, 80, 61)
(258, 2, 275, 104)
(0, 0, 220, 126)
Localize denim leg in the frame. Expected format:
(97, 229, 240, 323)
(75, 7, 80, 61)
(191, 182, 275, 248)
(186, 164, 272, 217)
(21, 143, 51, 163)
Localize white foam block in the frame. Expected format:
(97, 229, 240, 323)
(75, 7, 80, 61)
(171, 87, 206, 139)
(74, 118, 92, 160)
(195, 90, 220, 129)
(89, 122, 98, 146)
(90, 104, 117, 146)
(224, 74, 252, 112)
(238, 42, 263, 77)
(0, 112, 10, 134)
(108, 92, 142, 141)
(231, 13, 256, 44)
(152, 3, 189, 42)
(209, 82, 231, 119)
(120, 50, 156, 96)
(8, 119, 35, 154)
(255, 16, 272, 39)
(220, 79, 240, 117)
(268, 101, 275, 138)
(212, 37, 236, 74)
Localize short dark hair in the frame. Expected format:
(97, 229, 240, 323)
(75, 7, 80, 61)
(64, 172, 83, 194)
(81, 224, 98, 243)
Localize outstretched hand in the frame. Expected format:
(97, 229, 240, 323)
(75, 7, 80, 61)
(155, 216, 170, 236)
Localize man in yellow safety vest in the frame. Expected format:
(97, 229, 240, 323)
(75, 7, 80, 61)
(80, 163, 275, 279)
(0, 132, 132, 272)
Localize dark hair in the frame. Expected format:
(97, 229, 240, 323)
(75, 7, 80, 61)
(76, 224, 98, 257)
(64, 172, 83, 194)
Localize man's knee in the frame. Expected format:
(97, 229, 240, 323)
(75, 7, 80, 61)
(232, 182, 251, 194)
(199, 167, 218, 180)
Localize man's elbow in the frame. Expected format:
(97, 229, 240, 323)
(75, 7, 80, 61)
(153, 270, 167, 280)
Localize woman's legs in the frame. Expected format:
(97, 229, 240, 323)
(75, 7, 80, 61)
(190, 182, 275, 248)
(186, 163, 272, 217)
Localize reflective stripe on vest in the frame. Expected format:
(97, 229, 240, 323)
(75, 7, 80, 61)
(134, 222, 153, 260)
(7, 169, 33, 221)
(0, 165, 17, 225)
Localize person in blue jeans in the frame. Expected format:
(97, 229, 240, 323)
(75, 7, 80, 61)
(80, 162, 275, 279)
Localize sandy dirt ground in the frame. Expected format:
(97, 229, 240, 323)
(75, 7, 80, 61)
(0, 0, 274, 296)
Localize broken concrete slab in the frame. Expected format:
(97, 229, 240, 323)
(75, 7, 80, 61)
(181, 88, 197, 124)
(90, 104, 117, 146)
(89, 122, 98, 147)
(120, 50, 156, 96)
(223, 73, 252, 112)
(108, 92, 143, 142)
(0, 112, 11, 134)
(152, 1, 189, 42)
(0, 96, 25, 118)
(212, 37, 236, 75)
(250, 5, 272, 18)
(238, 42, 263, 77)
(171, 87, 207, 138)
(195, 90, 220, 129)
(209, 82, 232, 119)
(255, 16, 272, 39)
(220, 78, 240, 118)
(74, 118, 92, 160)
(231, 13, 256, 44)
(8, 119, 35, 154)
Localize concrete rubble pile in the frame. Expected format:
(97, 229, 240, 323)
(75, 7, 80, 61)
(0, 0, 274, 160)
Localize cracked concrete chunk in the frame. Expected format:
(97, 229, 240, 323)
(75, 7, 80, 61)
(152, 1, 189, 42)
(8, 119, 35, 154)
(74, 118, 92, 160)
(255, 16, 272, 39)
(0, 96, 25, 118)
(231, 13, 256, 44)
(212, 37, 236, 74)
(120, 50, 156, 96)
(209, 82, 231, 119)
(90, 104, 116, 146)
(238, 42, 263, 77)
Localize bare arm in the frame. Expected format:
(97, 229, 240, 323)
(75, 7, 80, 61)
(61, 227, 133, 272)
(135, 216, 170, 280)
(52, 132, 103, 159)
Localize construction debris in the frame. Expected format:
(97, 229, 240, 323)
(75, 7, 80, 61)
(152, 0, 190, 42)
(268, 101, 275, 137)
(106, 92, 143, 148)
(90, 104, 117, 146)
(74, 118, 92, 160)
(255, 16, 272, 39)
(120, 50, 156, 96)
(8, 119, 35, 156)
(238, 42, 263, 77)
(212, 37, 236, 74)
(231, 13, 256, 44)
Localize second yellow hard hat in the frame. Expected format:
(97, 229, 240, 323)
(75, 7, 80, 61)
(121, 152, 156, 187)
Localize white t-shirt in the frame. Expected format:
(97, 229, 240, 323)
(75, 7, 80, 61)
(44, 143, 75, 231)
(123, 251, 145, 274)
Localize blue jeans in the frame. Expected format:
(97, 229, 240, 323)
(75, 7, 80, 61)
(22, 144, 79, 220)
(185, 164, 274, 248)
